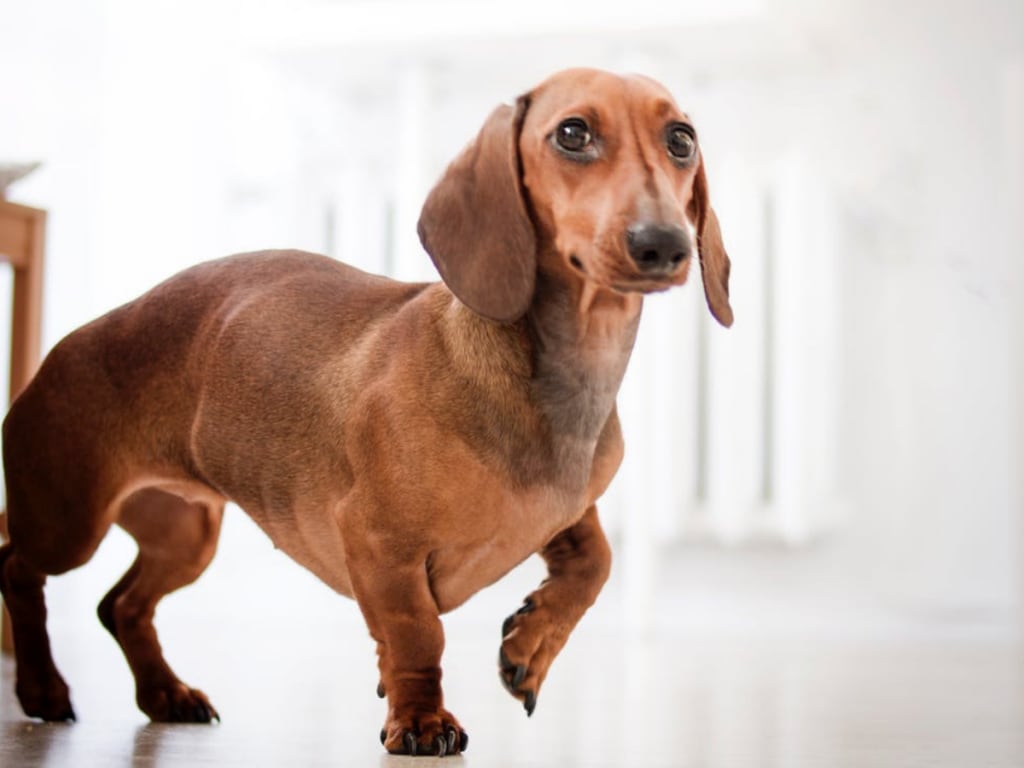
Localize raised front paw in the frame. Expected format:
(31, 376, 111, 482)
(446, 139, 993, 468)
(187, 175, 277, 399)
(380, 707, 468, 757)
(499, 595, 567, 717)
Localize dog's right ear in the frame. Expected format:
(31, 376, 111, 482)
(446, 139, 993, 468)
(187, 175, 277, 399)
(417, 99, 536, 323)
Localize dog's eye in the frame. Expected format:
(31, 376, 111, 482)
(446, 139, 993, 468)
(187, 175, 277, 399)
(555, 118, 593, 154)
(666, 123, 697, 163)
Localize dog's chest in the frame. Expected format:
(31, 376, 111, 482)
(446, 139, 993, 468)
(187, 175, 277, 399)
(423, 482, 586, 613)
(247, 461, 590, 614)
(230, 399, 592, 608)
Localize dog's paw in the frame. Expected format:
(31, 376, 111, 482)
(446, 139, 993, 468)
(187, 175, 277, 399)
(498, 595, 566, 716)
(16, 674, 76, 723)
(380, 707, 468, 756)
(139, 682, 220, 723)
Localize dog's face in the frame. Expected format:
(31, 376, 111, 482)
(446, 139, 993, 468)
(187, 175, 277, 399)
(519, 69, 702, 296)
(418, 68, 732, 327)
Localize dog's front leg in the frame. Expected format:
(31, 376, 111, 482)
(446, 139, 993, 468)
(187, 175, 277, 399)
(347, 552, 468, 756)
(498, 505, 612, 715)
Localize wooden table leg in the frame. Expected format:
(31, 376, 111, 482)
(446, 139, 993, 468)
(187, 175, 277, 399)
(0, 200, 46, 655)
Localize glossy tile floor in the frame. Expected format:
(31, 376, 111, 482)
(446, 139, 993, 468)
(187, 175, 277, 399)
(1, 528, 1022, 767)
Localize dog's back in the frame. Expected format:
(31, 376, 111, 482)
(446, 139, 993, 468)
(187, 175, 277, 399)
(2, 250, 424, 572)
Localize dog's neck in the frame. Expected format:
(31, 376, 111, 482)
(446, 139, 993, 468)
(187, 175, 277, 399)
(434, 272, 640, 493)
(525, 270, 642, 443)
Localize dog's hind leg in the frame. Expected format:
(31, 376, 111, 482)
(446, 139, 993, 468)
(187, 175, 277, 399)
(0, 471, 118, 722)
(498, 504, 612, 716)
(97, 488, 224, 723)
(0, 543, 76, 721)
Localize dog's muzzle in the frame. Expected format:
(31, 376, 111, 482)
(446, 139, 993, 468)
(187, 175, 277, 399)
(625, 222, 691, 276)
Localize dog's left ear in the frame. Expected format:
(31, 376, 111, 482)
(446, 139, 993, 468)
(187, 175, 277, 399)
(691, 159, 734, 328)
(417, 99, 536, 323)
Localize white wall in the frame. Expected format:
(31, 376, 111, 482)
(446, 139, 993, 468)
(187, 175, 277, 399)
(819, 0, 1020, 618)
(0, 0, 106, 348)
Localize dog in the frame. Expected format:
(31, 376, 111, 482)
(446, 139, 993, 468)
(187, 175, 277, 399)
(0, 67, 732, 756)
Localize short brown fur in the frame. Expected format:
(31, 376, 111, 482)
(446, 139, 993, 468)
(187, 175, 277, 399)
(0, 68, 731, 756)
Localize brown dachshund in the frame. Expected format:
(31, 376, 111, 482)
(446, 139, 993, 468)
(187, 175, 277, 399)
(0, 67, 731, 756)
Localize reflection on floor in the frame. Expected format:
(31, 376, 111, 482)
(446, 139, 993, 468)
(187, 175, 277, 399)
(1, 522, 1022, 767)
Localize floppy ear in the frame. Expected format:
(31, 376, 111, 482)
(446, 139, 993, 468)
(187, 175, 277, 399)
(692, 159, 734, 328)
(417, 99, 536, 322)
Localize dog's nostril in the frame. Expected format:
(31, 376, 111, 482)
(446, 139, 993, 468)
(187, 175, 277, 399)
(670, 251, 687, 265)
(639, 250, 660, 264)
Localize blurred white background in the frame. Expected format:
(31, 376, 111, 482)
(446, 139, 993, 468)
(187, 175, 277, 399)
(0, 0, 1021, 645)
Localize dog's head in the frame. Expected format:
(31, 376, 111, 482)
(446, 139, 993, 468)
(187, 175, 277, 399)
(417, 68, 732, 327)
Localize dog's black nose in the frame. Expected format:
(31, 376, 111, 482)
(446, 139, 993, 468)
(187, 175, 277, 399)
(626, 223, 691, 274)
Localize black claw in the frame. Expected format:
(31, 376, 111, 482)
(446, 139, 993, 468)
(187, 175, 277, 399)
(500, 648, 526, 684)
(446, 727, 458, 754)
(403, 731, 418, 756)
(459, 730, 470, 753)
(503, 598, 536, 638)
(380, 728, 387, 745)
(499, 648, 529, 693)
(433, 734, 448, 757)
(376, 681, 386, 699)
(524, 690, 537, 717)
(512, 664, 527, 690)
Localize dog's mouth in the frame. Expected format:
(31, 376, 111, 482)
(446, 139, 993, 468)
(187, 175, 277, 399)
(610, 276, 677, 295)
(567, 249, 689, 295)
(609, 259, 690, 295)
